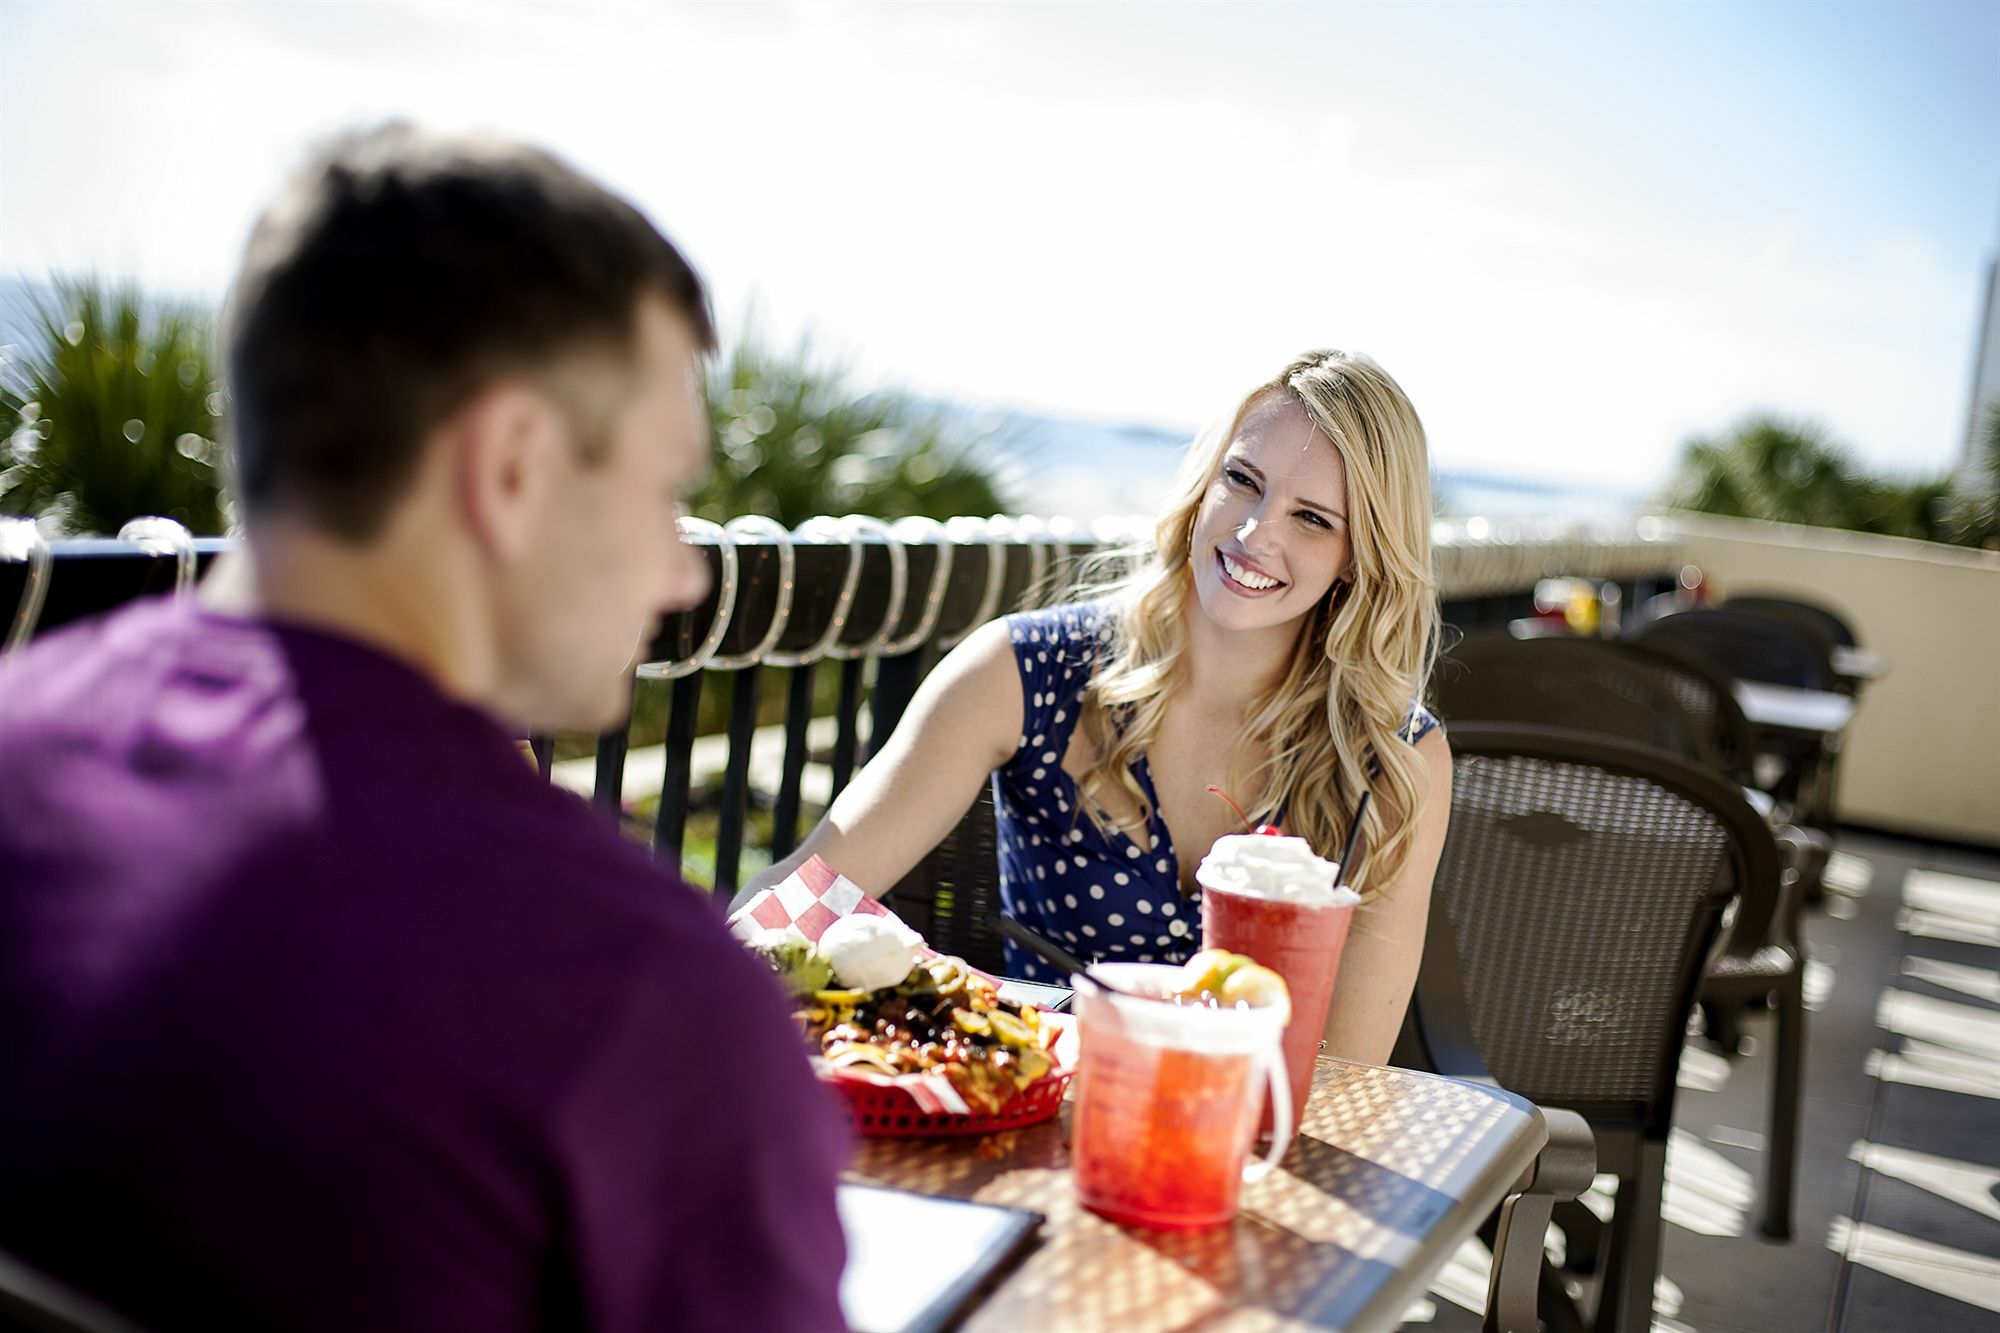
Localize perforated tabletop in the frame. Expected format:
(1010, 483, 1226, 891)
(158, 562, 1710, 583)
(847, 1057, 1547, 1331)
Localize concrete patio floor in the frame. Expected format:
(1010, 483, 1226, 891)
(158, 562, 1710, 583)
(1404, 828, 2000, 1333)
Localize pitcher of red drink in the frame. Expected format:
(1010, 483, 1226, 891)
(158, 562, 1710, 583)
(1197, 833, 1360, 1131)
(1070, 963, 1293, 1231)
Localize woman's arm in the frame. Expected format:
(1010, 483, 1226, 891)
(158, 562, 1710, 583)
(1319, 726, 1453, 1065)
(730, 618, 1025, 910)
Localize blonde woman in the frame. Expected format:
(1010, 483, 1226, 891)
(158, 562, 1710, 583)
(747, 350, 1451, 1063)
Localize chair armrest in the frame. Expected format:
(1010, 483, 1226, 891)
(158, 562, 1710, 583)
(1519, 1108, 1597, 1199)
(1484, 1108, 1596, 1333)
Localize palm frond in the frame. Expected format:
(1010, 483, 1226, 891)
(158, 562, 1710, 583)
(1661, 411, 1967, 545)
(691, 328, 1016, 527)
(1, 276, 226, 535)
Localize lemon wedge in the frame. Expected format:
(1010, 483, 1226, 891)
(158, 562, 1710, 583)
(1218, 962, 1290, 1010)
(1177, 948, 1243, 998)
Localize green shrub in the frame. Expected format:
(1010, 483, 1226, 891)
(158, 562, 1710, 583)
(1, 277, 227, 535)
(1665, 412, 1978, 548)
(693, 327, 1016, 527)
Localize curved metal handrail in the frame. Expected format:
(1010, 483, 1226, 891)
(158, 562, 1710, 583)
(936, 515, 1007, 651)
(1, 517, 51, 653)
(635, 516, 737, 681)
(1084, 513, 1151, 585)
(878, 516, 954, 657)
(117, 516, 197, 597)
(702, 514, 796, 671)
(762, 514, 867, 668)
(1005, 516, 1051, 604)
(820, 514, 908, 661)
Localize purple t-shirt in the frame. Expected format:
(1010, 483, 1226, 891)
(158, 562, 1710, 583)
(0, 600, 848, 1333)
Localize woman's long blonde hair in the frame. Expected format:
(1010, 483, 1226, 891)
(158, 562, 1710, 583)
(1072, 350, 1440, 900)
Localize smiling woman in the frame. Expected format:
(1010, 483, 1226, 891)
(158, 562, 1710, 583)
(747, 349, 1453, 1064)
(1080, 353, 1442, 906)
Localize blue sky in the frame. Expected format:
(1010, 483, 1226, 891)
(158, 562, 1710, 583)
(2, 0, 1995, 505)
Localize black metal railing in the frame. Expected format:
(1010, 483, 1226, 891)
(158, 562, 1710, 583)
(2, 513, 1684, 898)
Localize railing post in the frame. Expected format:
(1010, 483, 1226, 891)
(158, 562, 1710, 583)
(591, 679, 635, 816)
(653, 673, 703, 870)
(772, 665, 817, 857)
(830, 657, 867, 798)
(867, 647, 928, 763)
(712, 665, 763, 898)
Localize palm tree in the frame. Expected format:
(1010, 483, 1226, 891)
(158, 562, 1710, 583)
(1665, 415, 1865, 530)
(1665, 413, 1971, 545)
(692, 330, 1016, 527)
(1, 277, 226, 535)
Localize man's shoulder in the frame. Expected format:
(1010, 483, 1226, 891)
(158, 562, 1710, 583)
(356, 754, 708, 931)
(0, 598, 174, 719)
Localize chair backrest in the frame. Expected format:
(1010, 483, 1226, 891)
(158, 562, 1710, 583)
(1627, 607, 1835, 691)
(888, 782, 1006, 973)
(1722, 593, 1857, 648)
(1434, 633, 1715, 767)
(1413, 723, 1778, 1129)
(1605, 637, 1762, 789)
(0, 1249, 146, 1333)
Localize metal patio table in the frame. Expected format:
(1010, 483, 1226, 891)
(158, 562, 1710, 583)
(1732, 680, 1856, 738)
(848, 1056, 1548, 1331)
(1829, 645, 1884, 685)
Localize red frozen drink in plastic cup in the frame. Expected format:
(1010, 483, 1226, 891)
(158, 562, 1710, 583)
(1198, 833, 1358, 1130)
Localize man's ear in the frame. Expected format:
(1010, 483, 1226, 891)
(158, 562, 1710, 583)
(451, 382, 567, 563)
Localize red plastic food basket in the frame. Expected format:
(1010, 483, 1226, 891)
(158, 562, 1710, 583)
(823, 1066, 1074, 1138)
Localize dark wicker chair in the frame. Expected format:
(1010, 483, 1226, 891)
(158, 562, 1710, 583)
(1433, 636, 1810, 1240)
(888, 781, 1007, 974)
(1398, 723, 1781, 1332)
(1627, 607, 1834, 692)
(1609, 638, 1763, 792)
(1721, 594, 1867, 703)
(1628, 607, 1846, 828)
(1722, 593, 1857, 648)
(1436, 633, 1717, 766)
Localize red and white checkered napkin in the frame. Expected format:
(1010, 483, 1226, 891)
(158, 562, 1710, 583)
(727, 857, 971, 1114)
(725, 855, 901, 945)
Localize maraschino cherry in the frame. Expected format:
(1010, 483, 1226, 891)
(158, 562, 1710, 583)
(1206, 786, 1283, 837)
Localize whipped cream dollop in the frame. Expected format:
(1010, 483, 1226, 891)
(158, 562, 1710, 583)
(818, 914, 926, 991)
(1195, 833, 1360, 907)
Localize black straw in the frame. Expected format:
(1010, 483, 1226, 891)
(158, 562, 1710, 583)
(1334, 791, 1372, 890)
(988, 913, 1168, 1002)
(990, 913, 1092, 978)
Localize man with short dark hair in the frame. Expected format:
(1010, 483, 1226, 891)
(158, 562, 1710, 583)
(0, 125, 848, 1332)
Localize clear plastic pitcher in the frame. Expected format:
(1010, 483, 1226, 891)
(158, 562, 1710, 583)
(1069, 962, 1293, 1230)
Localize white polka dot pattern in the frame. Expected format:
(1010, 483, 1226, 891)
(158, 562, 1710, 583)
(991, 602, 1200, 980)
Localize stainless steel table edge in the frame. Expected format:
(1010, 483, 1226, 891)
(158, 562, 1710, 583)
(1343, 1071, 1550, 1333)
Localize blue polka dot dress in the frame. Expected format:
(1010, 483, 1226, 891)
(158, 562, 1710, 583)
(992, 602, 1438, 982)
(994, 604, 1190, 980)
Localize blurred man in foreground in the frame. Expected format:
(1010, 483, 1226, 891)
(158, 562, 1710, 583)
(0, 125, 847, 1332)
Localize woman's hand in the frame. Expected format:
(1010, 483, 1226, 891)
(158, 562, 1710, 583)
(729, 618, 1025, 913)
(1318, 725, 1453, 1065)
